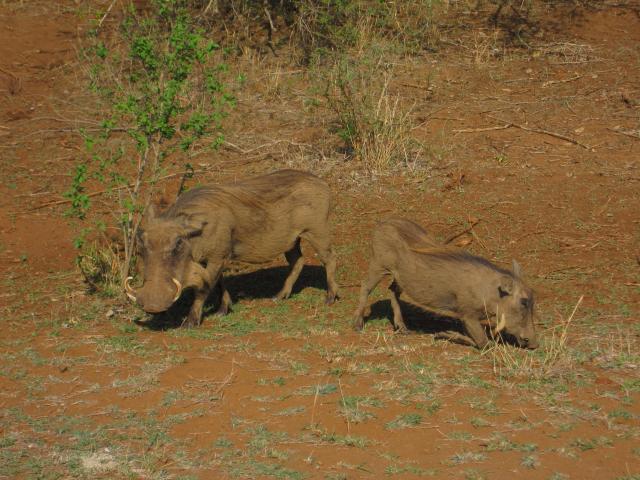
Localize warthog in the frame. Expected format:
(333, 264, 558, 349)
(353, 218, 538, 349)
(126, 170, 339, 327)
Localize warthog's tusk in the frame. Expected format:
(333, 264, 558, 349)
(494, 313, 506, 334)
(171, 277, 182, 302)
(124, 276, 137, 302)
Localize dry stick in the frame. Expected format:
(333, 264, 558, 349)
(445, 218, 481, 244)
(453, 125, 511, 134)
(202, 0, 219, 15)
(338, 379, 350, 434)
(509, 122, 592, 150)
(607, 128, 640, 140)
(0, 66, 17, 80)
(560, 295, 583, 346)
(223, 139, 309, 154)
(542, 74, 582, 88)
(454, 115, 592, 150)
(398, 82, 432, 91)
(264, 6, 277, 32)
(98, 0, 117, 28)
(487, 115, 592, 150)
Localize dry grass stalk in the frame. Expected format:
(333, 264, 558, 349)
(485, 295, 584, 380)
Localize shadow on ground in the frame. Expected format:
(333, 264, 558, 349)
(137, 264, 328, 330)
(365, 296, 524, 348)
(365, 297, 462, 335)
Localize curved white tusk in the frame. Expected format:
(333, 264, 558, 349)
(494, 313, 506, 334)
(171, 277, 182, 302)
(124, 276, 137, 302)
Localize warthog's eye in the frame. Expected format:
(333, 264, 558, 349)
(521, 298, 530, 309)
(172, 238, 185, 255)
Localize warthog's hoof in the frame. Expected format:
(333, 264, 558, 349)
(182, 318, 200, 329)
(325, 293, 338, 306)
(272, 291, 290, 302)
(352, 319, 364, 332)
(394, 326, 410, 335)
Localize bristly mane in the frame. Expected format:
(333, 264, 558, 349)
(413, 247, 514, 278)
(162, 170, 322, 218)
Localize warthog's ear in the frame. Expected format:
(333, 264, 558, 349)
(498, 275, 514, 297)
(180, 217, 207, 238)
(146, 204, 156, 220)
(512, 259, 523, 278)
(141, 204, 157, 228)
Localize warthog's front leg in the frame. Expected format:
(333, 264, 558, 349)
(388, 281, 409, 334)
(213, 275, 232, 316)
(182, 262, 220, 328)
(434, 331, 478, 347)
(353, 264, 386, 331)
(435, 318, 489, 348)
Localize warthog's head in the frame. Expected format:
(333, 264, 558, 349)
(492, 261, 538, 349)
(125, 206, 205, 314)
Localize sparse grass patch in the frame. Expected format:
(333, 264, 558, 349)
(521, 454, 540, 469)
(385, 413, 422, 430)
(309, 431, 371, 448)
(570, 436, 613, 452)
(385, 462, 438, 476)
(447, 451, 487, 465)
(296, 383, 337, 396)
(338, 395, 382, 423)
(484, 433, 537, 453)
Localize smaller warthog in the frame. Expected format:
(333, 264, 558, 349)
(126, 170, 339, 327)
(353, 218, 538, 349)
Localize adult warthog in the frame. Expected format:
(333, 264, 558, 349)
(126, 170, 339, 327)
(353, 218, 538, 349)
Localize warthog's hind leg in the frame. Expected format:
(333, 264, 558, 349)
(389, 281, 409, 334)
(302, 231, 339, 305)
(353, 264, 386, 331)
(274, 238, 305, 301)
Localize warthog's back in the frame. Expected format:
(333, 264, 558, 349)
(374, 217, 440, 249)
(164, 170, 330, 219)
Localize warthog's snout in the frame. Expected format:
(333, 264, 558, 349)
(521, 336, 539, 350)
(513, 332, 538, 350)
(125, 277, 182, 314)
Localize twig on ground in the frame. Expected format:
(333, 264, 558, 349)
(453, 125, 510, 134)
(264, 6, 277, 32)
(480, 115, 593, 150)
(607, 128, 640, 140)
(398, 82, 432, 91)
(542, 74, 582, 88)
(445, 217, 481, 244)
(98, 0, 117, 28)
(223, 139, 310, 154)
